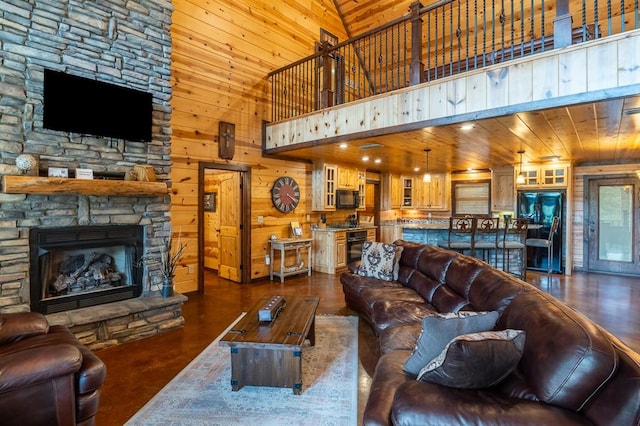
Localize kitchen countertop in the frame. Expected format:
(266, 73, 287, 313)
(380, 222, 542, 230)
(311, 226, 376, 232)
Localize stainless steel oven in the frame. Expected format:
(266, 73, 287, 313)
(346, 230, 367, 264)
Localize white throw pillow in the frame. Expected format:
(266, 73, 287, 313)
(358, 241, 403, 281)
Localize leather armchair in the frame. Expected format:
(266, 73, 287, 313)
(0, 312, 106, 426)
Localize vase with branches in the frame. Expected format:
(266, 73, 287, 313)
(159, 233, 187, 297)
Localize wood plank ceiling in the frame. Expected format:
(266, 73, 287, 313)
(272, 0, 640, 174)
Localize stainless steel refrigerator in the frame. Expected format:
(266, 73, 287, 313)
(517, 190, 565, 273)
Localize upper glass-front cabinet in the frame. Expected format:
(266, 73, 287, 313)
(517, 163, 569, 188)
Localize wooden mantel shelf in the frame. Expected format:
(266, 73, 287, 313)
(1, 175, 168, 196)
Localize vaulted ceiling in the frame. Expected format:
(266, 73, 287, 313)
(271, 0, 640, 173)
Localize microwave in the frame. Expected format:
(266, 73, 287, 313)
(336, 190, 360, 209)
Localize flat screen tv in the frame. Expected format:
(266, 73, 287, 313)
(43, 69, 153, 141)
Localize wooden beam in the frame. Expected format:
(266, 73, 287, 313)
(1, 176, 168, 196)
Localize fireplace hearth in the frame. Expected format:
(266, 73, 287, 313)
(30, 225, 144, 314)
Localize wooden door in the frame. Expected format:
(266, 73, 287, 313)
(587, 177, 640, 275)
(218, 172, 242, 282)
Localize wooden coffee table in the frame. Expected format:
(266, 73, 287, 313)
(219, 295, 320, 394)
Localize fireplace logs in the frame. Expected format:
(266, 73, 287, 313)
(30, 225, 143, 314)
(51, 252, 123, 295)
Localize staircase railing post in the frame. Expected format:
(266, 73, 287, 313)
(410, 1, 424, 85)
(320, 41, 333, 109)
(554, 0, 573, 48)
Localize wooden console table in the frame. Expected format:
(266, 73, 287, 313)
(269, 238, 312, 283)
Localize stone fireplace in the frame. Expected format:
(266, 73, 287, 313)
(0, 0, 184, 350)
(30, 225, 144, 314)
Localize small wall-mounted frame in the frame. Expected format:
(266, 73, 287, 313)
(203, 192, 216, 212)
(320, 28, 339, 46)
(218, 121, 235, 160)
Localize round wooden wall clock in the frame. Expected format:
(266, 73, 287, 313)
(271, 176, 300, 213)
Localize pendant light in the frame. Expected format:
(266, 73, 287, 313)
(516, 150, 526, 184)
(423, 148, 432, 183)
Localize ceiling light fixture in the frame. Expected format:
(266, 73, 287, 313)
(516, 150, 526, 185)
(423, 148, 432, 183)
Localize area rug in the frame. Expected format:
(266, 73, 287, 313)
(125, 314, 359, 426)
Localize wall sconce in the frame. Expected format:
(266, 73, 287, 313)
(636, 170, 640, 179)
(516, 150, 526, 184)
(423, 148, 432, 183)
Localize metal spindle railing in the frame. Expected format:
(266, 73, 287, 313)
(268, 0, 639, 123)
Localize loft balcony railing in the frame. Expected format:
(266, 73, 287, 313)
(268, 0, 639, 123)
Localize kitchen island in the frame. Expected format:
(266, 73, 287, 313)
(379, 220, 526, 274)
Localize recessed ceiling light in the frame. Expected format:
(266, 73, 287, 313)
(461, 124, 474, 130)
(374, 158, 381, 164)
(362, 156, 369, 161)
(339, 143, 348, 149)
(414, 167, 420, 172)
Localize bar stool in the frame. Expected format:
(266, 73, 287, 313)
(525, 216, 560, 280)
(438, 216, 476, 256)
(496, 217, 528, 279)
(474, 217, 500, 266)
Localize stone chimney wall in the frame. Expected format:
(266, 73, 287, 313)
(0, 0, 175, 313)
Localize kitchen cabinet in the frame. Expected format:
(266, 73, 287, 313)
(337, 167, 358, 189)
(415, 173, 449, 210)
(491, 166, 515, 212)
(379, 225, 401, 243)
(401, 176, 414, 208)
(381, 172, 403, 210)
(357, 170, 366, 211)
(312, 230, 347, 274)
(516, 163, 569, 189)
(366, 228, 376, 241)
(312, 163, 337, 211)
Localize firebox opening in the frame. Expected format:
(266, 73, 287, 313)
(30, 225, 144, 314)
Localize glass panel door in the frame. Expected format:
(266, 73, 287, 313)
(598, 185, 633, 261)
(587, 177, 640, 274)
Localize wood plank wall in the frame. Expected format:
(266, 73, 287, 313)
(169, 0, 349, 292)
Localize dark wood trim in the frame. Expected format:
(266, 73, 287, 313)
(198, 162, 252, 293)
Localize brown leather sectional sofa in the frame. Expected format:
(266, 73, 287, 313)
(0, 312, 106, 426)
(341, 240, 640, 426)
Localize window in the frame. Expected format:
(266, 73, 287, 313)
(452, 180, 491, 215)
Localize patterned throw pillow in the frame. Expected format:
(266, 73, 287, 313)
(357, 241, 403, 281)
(403, 311, 499, 376)
(417, 329, 526, 389)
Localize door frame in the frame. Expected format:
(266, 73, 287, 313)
(198, 162, 251, 292)
(583, 173, 640, 275)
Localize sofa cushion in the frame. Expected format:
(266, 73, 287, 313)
(403, 311, 499, 376)
(391, 380, 590, 426)
(417, 329, 526, 389)
(379, 322, 423, 354)
(0, 312, 49, 345)
(370, 300, 436, 335)
(358, 241, 403, 281)
(498, 292, 618, 411)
